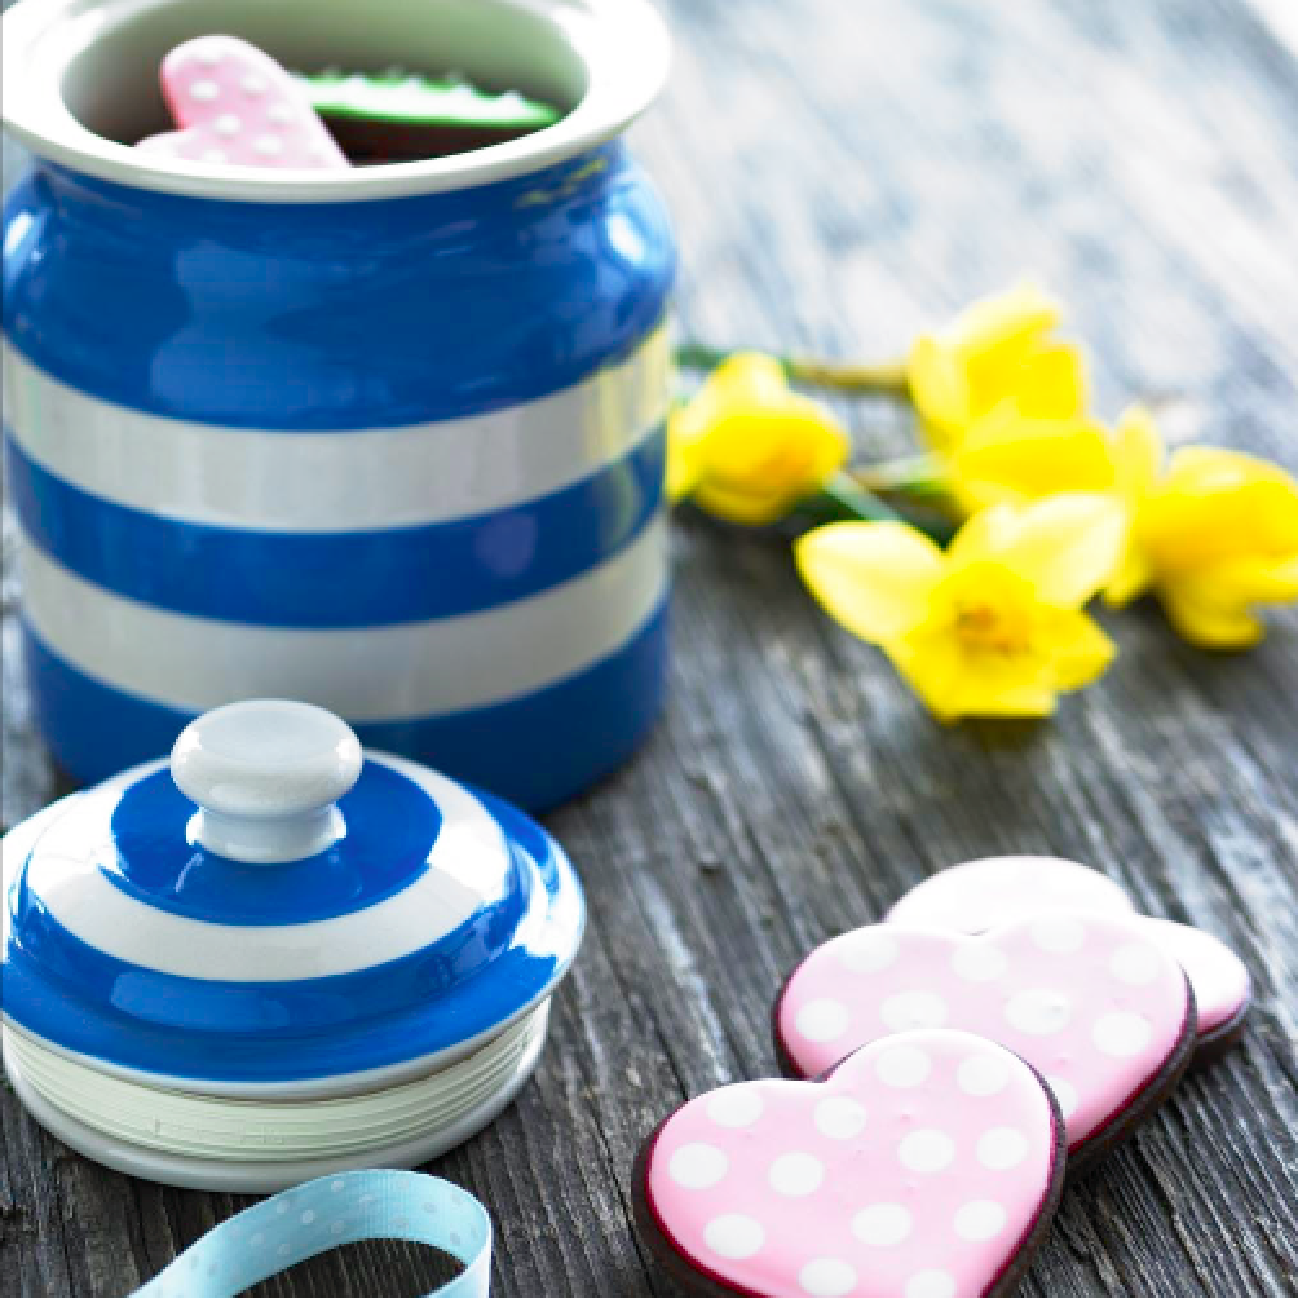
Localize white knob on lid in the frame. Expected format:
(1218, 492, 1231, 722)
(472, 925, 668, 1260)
(171, 700, 363, 864)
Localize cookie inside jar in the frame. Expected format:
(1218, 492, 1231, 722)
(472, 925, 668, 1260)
(298, 67, 564, 164)
(58, 0, 582, 166)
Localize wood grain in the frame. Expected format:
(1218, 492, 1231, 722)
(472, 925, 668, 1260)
(3, 0, 1298, 1294)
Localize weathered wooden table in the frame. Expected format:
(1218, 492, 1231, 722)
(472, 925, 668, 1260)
(4, 1, 1298, 1295)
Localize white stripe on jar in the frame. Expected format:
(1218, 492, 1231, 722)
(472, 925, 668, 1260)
(18, 519, 668, 719)
(2, 325, 671, 530)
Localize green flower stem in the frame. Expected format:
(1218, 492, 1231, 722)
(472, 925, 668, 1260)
(795, 473, 954, 543)
(818, 473, 906, 523)
(851, 453, 949, 498)
(675, 341, 911, 396)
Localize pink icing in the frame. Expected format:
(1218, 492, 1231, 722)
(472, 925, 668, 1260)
(1137, 918, 1250, 1034)
(137, 36, 348, 170)
(886, 857, 1248, 1039)
(776, 915, 1190, 1152)
(644, 1029, 1060, 1298)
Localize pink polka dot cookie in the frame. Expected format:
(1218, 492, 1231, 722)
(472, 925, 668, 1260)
(886, 857, 1251, 1064)
(634, 1029, 1065, 1298)
(1116, 916, 1249, 1064)
(774, 915, 1196, 1170)
(886, 857, 1136, 933)
(137, 36, 349, 171)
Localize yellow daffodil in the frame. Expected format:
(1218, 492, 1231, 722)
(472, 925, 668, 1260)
(1103, 407, 1298, 647)
(948, 400, 1117, 514)
(909, 284, 1088, 452)
(667, 353, 851, 525)
(796, 494, 1125, 720)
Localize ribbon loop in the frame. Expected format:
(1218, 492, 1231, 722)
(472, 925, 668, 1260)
(132, 1170, 491, 1297)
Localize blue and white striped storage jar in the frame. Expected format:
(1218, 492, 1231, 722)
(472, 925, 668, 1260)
(1, 699, 586, 1191)
(1, 0, 676, 809)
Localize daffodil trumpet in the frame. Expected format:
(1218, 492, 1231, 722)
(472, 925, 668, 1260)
(674, 341, 911, 396)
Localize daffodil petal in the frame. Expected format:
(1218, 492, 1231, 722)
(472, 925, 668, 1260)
(1037, 608, 1117, 690)
(692, 480, 802, 525)
(796, 522, 945, 645)
(1103, 542, 1154, 608)
(952, 408, 1117, 512)
(1163, 445, 1298, 495)
(949, 677, 1059, 718)
(949, 284, 1061, 355)
(706, 352, 791, 404)
(887, 633, 967, 722)
(1159, 585, 1266, 649)
(785, 397, 854, 481)
(665, 410, 706, 502)
(1112, 405, 1164, 505)
(945, 504, 1020, 570)
(1142, 449, 1298, 567)
(1169, 556, 1298, 610)
(671, 353, 851, 525)
(909, 335, 971, 449)
(935, 647, 1059, 718)
(997, 492, 1128, 607)
(1012, 344, 1088, 419)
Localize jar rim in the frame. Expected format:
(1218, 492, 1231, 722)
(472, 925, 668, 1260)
(0, 0, 670, 203)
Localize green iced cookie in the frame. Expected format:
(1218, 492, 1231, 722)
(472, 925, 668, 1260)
(301, 69, 561, 130)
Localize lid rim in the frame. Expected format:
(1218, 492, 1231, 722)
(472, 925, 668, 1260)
(2, 749, 585, 1097)
(6, 1016, 548, 1191)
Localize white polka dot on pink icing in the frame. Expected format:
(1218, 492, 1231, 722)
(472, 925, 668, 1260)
(140, 35, 348, 172)
(645, 1029, 1058, 1298)
(778, 915, 1190, 1152)
(885, 857, 1250, 1048)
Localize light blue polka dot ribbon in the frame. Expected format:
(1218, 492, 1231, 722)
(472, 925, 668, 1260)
(131, 1171, 491, 1297)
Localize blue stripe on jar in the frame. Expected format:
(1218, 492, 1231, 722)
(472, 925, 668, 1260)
(21, 595, 669, 811)
(2, 790, 578, 1083)
(103, 764, 448, 927)
(2, 145, 676, 429)
(5, 425, 665, 626)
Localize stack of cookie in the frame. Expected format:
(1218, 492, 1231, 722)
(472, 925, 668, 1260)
(633, 856, 1250, 1298)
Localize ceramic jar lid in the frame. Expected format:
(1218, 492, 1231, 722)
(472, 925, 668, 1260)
(1, 700, 585, 1099)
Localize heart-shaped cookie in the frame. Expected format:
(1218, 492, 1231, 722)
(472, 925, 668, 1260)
(886, 856, 1136, 932)
(634, 1029, 1064, 1298)
(137, 36, 348, 171)
(886, 857, 1250, 1062)
(775, 915, 1195, 1168)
